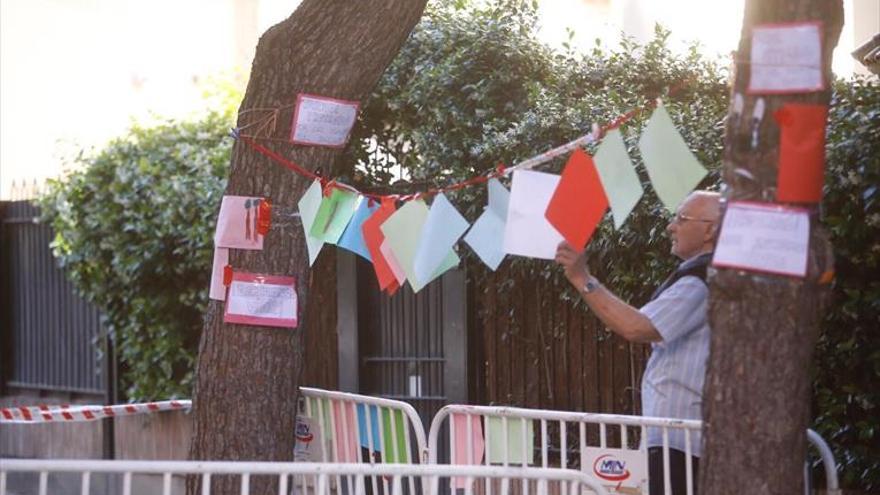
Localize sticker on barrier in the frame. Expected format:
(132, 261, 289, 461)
(584, 447, 648, 495)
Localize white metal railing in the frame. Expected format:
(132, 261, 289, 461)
(428, 405, 840, 495)
(299, 387, 428, 464)
(0, 459, 610, 495)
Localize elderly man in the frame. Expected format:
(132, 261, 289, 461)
(555, 191, 721, 495)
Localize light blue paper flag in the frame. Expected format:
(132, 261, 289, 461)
(381, 200, 459, 293)
(337, 197, 379, 261)
(356, 403, 382, 452)
(413, 193, 469, 283)
(464, 179, 510, 270)
(297, 180, 325, 266)
(637, 102, 708, 212)
(594, 129, 644, 229)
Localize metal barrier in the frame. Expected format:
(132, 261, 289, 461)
(0, 459, 610, 495)
(428, 404, 840, 495)
(299, 387, 429, 466)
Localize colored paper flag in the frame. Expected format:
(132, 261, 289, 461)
(486, 416, 534, 465)
(381, 200, 459, 293)
(297, 180, 325, 266)
(451, 413, 485, 488)
(413, 193, 469, 283)
(331, 401, 359, 462)
(774, 103, 828, 203)
(502, 170, 564, 260)
(338, 198, 379, 261)
(214, 195, 265, 250)
(208, 247, 229, 301)
(638, 102, 708, 212)
(464, 178, 510, 271)
(361, 199, 400, 292)
(545, 148, 609, 250)
(593, 128, 644, 229)
(380, 239, 407, 286)
(356, 404, 383, 452)
(309, 188, 359, 244)
(381, 408, 409, 463)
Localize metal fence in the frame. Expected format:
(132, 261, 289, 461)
(0, 459, 611, 495)
(0, 200, 106, 395)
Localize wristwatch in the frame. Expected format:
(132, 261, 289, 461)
(582, 276, 600, 294)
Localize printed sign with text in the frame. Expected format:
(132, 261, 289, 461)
(290, 93, 360, 148)
(712, 201, 810, 278)
(749, 22, 824, 94)
(224, 272, 298, 328)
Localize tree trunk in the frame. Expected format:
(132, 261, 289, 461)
(188, 1, 427, 493)
(702, 1, 842, 494)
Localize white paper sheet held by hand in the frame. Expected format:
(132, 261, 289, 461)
(712, 201, 810, 277)
(502, 170, 563, 260)
(464, 178, 510, 270)
(413, 193, 469, 283)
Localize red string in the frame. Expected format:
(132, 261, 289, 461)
(238, 87, 682, 202)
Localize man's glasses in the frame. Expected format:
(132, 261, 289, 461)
(671, 212, 715, 224)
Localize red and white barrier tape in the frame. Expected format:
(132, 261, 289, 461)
(0, 400, 191, 424)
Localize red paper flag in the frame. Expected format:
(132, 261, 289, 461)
(361, 198, 399, 292)
(545, 148, 609, 250)
(774, 103, 828, 203)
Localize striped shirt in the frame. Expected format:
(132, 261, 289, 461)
(639, 275, 710, 457)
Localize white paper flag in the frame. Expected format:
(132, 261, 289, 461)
(502, 170, 564, 260)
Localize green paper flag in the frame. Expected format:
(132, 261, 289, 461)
(486, 416, 534, 465)
(594, 128, 644, 229)
(381, 408, 410, 463)
(380, 200, 459, 293)
(637, 102, 708, 212)
(297, 180, 325, 266)
(309, 188, 359, 244)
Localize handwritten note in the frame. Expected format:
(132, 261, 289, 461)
(749, 22, 824, 94)
(290, 94, 360, 148)
(712, 201, 810, 277)
(223, 272, 298, 328)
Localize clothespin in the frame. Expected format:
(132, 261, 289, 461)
(257, 199, 272, 235)
(223, 265, 233, 286)
(229, 127, 241, 140)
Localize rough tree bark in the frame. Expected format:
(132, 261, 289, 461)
(702, 1, 842, 494)
(188, 1, 428, 493)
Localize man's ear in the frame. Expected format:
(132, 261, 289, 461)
(706, 222, 720, 243)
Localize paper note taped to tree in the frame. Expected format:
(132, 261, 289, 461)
(224, 272, 298, 328)
(749, 22, 824, 94)
(290, 93, 360, 147)
(712, 201, 810, 278)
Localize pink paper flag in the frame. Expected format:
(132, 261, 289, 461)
(452, 413, 485, 488)
(332, 401, 359, 462)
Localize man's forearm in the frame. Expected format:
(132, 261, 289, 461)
(579, 281, 661, 343)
